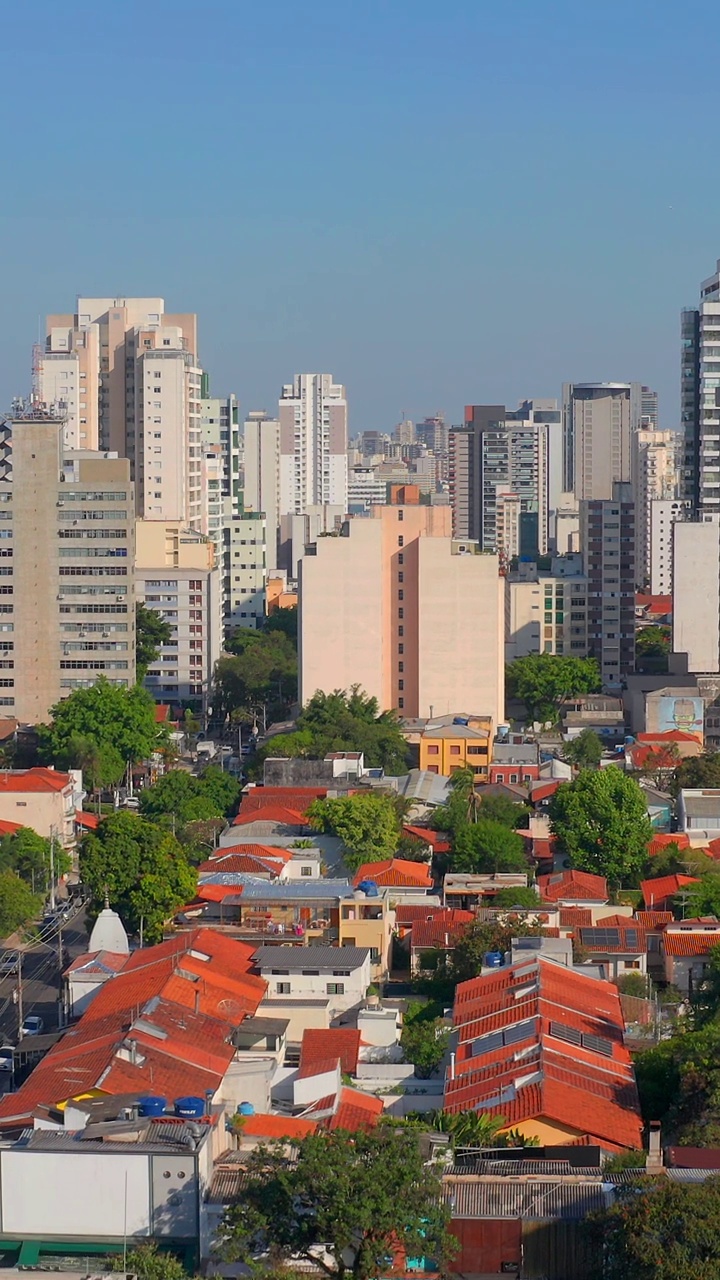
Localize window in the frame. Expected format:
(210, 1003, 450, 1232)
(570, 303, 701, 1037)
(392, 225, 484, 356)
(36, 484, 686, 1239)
(327, 982, 345, 996)
(398, 510, 404, 521)
(398, 536, 404, 546)
(398, 589, 404, 600)
(300, 865, 312, 877)
(398, 553, 404, 564)
(450, 744, 461, 755)
(427, 744, 439, 755)
(398, 608, 404, 619)
(398, 572, 404, 583)
(398, 679, 404, 690)
(398, 626, 404, 637)
(275, 981, 291, 994)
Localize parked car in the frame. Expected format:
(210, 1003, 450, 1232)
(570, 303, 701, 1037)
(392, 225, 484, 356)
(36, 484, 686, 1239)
(0, 1046, 13, 1073)
(0, 954, 19, 978)
(121, 796, 140, 810)
(21, 1016, 44, 1037)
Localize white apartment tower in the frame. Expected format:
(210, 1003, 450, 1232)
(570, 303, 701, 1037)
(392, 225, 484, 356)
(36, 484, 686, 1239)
(632, 428, 678, 587)
(243, 411, 281, 574)
(278, 374, 348, 515)
(42, 299, 204, 528)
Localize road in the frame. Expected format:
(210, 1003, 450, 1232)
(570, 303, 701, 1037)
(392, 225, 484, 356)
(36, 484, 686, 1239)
(0, 909, 88, 1046)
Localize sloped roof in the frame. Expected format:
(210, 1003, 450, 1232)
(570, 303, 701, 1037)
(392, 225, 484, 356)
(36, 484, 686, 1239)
(647, 832, 690, 856)
(538, 870, 608, 902)
(0, 767, 71, 793)
(300, 1028, 361, 1076)
(239, 1113, 317, 1139)
(640, 874, 700, 908)
(635, 911, 673, 928)
(352, 858, 433, 888)
(411, 910, 474, 951)
(558, 908, 592, 927)
(329, 1087, 384, 1132)
(663, 933, 720, 957)
(530, 781, 562, 802)
(402, 825, 450, 852)
(232, 805, 307, 828)
(239, 787, 326, 813)
(0, 818, 22, 836)
(76, 811, 100, 830)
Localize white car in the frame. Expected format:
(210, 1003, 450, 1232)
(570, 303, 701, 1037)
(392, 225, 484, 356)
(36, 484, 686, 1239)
(0, 1046, 13, 1073)
(21, 1016, 44, 1037)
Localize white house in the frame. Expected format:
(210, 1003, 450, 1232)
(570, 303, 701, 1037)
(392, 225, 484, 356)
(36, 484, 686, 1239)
(252, 946, 372, 1021)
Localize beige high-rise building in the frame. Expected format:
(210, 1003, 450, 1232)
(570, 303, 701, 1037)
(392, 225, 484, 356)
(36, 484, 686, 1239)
(2, 412, 135, 724)
(134, 520, 222, 714)
(632, 428, 678, 587)
(42, 298, 204, 527)
(243, 411, 281, 573)
(562, 382, 642, 501)
(299, 492, 504, 723)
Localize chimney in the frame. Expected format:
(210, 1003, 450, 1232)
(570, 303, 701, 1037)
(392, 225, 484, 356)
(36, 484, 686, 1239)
(646, 1120, 663, 1171)
(128, 1037, 137, 1066)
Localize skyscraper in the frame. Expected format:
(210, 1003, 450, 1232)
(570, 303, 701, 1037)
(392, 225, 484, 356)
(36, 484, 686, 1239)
(632, 429, 678, 588)
(681, 259, 720, 515)
(580, 483, 635, 689)
(449, 402, 553, 557)
(278, 374, 348, 514)
(562, 382, 642, 501)
(641, 386, 659, 429)
(243, 411, 281, 573)
(42, 298, 204, 527)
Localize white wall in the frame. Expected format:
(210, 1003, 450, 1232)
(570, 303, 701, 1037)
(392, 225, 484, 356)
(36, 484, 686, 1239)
(0, 1150, 150, 1237)
(673, 518, 720, 672)
(258, 956, 371, 1019)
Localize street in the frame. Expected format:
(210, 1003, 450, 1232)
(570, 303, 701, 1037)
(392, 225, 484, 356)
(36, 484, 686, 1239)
(0, 909, 88, 1046)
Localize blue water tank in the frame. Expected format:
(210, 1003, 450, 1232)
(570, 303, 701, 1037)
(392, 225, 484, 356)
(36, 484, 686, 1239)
(174, 1096, 206, 1119)
(237, 1101, 255, 1116)
(138, 1095, 167, 1117)
(453, 717, 469, 726)
(357, 879, 379, 897)
(484, 951, 504, 969)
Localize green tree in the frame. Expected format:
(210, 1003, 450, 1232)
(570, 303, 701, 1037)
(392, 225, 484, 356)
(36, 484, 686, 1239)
(635, 624, 671, 675)
(139, 765, 241, 825)
(262, 605, 298, 643)
(453, 819, 527, 874)
(417, 918, 542, 1001)
(691, 945, 720, 1027)
(40, 678, 163, 767)
(0, 870, 41, 939)
(593, 1177, 720, 1280)
(676, 874, 720, 922)
(563, 728, 603, 769)
(615, 971, 650, 998)
(252, 688, 410, 776)
(307, 793, 400, 871)
(217, 1126, 455, 1280)
(63, 733, 125, 793)
(215, 630, 298, 715)
(476, 793, 530, 828)
(195, 764, 241, 815)
(112, 1243, 186, 1280)
(505, 653, 601, 723)
(644, 841, 693, 880)
(491, 885, 541, 909)
(400, 1002, 449, 1078)
(671, 750, 720, 797)
(79, 812, 196, 943)
(0, 827, 70, 890)
(549, 766, 652, 884)
(135, 603, 173, 681)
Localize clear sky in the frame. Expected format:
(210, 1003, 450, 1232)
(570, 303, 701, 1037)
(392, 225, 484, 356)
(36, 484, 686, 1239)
(2, 0, 719, 432)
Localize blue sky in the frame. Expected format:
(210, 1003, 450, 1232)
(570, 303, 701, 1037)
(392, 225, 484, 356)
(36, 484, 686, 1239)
(1, 0, 719, 431)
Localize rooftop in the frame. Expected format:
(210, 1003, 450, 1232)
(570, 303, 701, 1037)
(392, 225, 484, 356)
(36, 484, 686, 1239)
(0, 767, 72, 794)
(538, 870, 609, 903)
(253, 945, 371, 972)
(352, 858, 432, 889)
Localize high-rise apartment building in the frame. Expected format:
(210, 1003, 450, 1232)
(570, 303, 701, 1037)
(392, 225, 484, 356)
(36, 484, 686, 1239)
(580, 483, 635, 689)
(134, 520, 222, 714)
(449, 402, 553, 557)
(223, 504, 267, 632)
(681, 260, 720, 514)
(278, 374, 348, 515)
(641, 386, 659, 429)
(673, 518, 720, 672)
(299, 494, 504, 723)
(0, 413, 135, 723)
(42, 298, 204, 527)
(200, 392, 241, 504)
(649, 499, 691, 596)
(505, 557, 588, 662)
(632, 429, 678, 587)
(562, 382, 642, 501)
(243, 411, 281, 574)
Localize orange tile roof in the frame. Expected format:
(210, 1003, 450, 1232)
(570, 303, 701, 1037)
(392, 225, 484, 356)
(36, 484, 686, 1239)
(647, 833, 691, 856)
(530, 781, 562, 802)
(154, 704, 172, 723)
(538, 870, 608, 902)
(636, 911, 673, 928)
(297, 1056, 342, 1080)
(640, 874, 700, 908)
(232, 805, 307, 828)
(206, 843, 294, 865)
(558, 907, 592, 927)
(300, 1028, 361, 1076)
(636, 593, 672, 613)
(240, 1113, 318, 1139)
(0, 818, 22, 836)
(402, 825, 451, 853)
(328, 1087, 384, 1133)
(663, 933, 720, 957)
(637, 731, 701, 744)
(197, 883, 244, 903)
(352, 858, 433, 888)
(0, 767, 72, 793)
(411, 913, 474, 951)
(76, 811, 100, 830)
(239, 787, 326, 813)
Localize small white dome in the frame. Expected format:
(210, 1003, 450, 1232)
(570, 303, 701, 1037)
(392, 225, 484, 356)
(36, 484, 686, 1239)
(88, 907, 130, 956)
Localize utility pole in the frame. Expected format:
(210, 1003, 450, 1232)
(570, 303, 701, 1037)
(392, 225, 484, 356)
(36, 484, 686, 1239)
(48, 827, 56, 911)
(15, 952, 23, 1040)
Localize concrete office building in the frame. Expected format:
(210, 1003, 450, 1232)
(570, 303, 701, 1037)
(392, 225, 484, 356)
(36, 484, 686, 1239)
(0, 413, 135, 724)
(562, 382, 642, 501)
(681, 261, 720, 514)
(223, 504, 267, 632)
(632, 429, 678, 587)
(299, 493, 504, 723)
(580, 483, 636, 689)
(449, 401, 555, 557)
(278, 374, 348, 514)
(243, 411, 281, 573)
(649, 498, 691, 595)
(42, 298, 205, 528)
(673, 517, 720, 673)
(135, 520, 222, 713)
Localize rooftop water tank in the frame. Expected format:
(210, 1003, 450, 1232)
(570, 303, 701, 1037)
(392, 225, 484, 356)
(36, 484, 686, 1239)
(174, 1096, 205, 1119)
(357, 879, 379, 897)
(138, 1095, 167, 1117)
(484, 951, 504, 969)
(237, 1101, 255, 1116)
(453, 716, 469, 726)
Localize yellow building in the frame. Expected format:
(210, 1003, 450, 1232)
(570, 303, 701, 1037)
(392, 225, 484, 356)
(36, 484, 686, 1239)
(339, 890, 396, 981)
(419, 718, 493, 779)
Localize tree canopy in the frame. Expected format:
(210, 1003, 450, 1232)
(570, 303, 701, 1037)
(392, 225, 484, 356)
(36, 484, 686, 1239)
(135, 603, 173, 681)
(452, 819, 528, 874)
(475, 792, 530, 828)
(416, 917, 542, 1001)
(262, 605, 298, 642)
(139, 765, 241, 825)
(253, 688, 410, 776)
(563, 728, 603, 769)
(549, 766, 652, 884)
(634, 624, 671, 675)
(214, 630, 298, 717)
(217, 1126, 455, 1280)
(505, 653, 601, 723)
(0, 826, 70, 892)
(40, 677, 164, 768)
(79, 812, 197, 943)
(112, 1243, 185, 1280)
(593, 1177, 720, 1280)
(0, 870, 41, 940)
(307, 793, 401, 871)
(671, 750, 720, 797)
(400, 1000, 449, 1077)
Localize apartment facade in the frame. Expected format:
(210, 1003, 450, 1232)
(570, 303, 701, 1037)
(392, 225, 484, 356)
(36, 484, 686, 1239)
(562, 382, 642, 501)
(200, 392, 241, 503)
(681, 260, 720, 514)
(243, 411, 281, 573)
(223, 504, 267, 632)
(505, 564, 588, 661)
(419, 720, 493, 779)
(580, 482, 636, 689)
(649, 498, 690, 596)
(2, 415, 135, 724)
(632, 429, 678, 587)
(672, 516, 720, 672)
(43, 298, 205, 528)
(135, 520, 222, 713)
(278, 374, 348, 514)
(299, 497, 504, 723)
(449, 401, 553, 557)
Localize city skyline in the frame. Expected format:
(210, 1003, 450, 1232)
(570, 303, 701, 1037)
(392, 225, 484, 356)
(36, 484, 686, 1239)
(2, 1, 720, 430)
